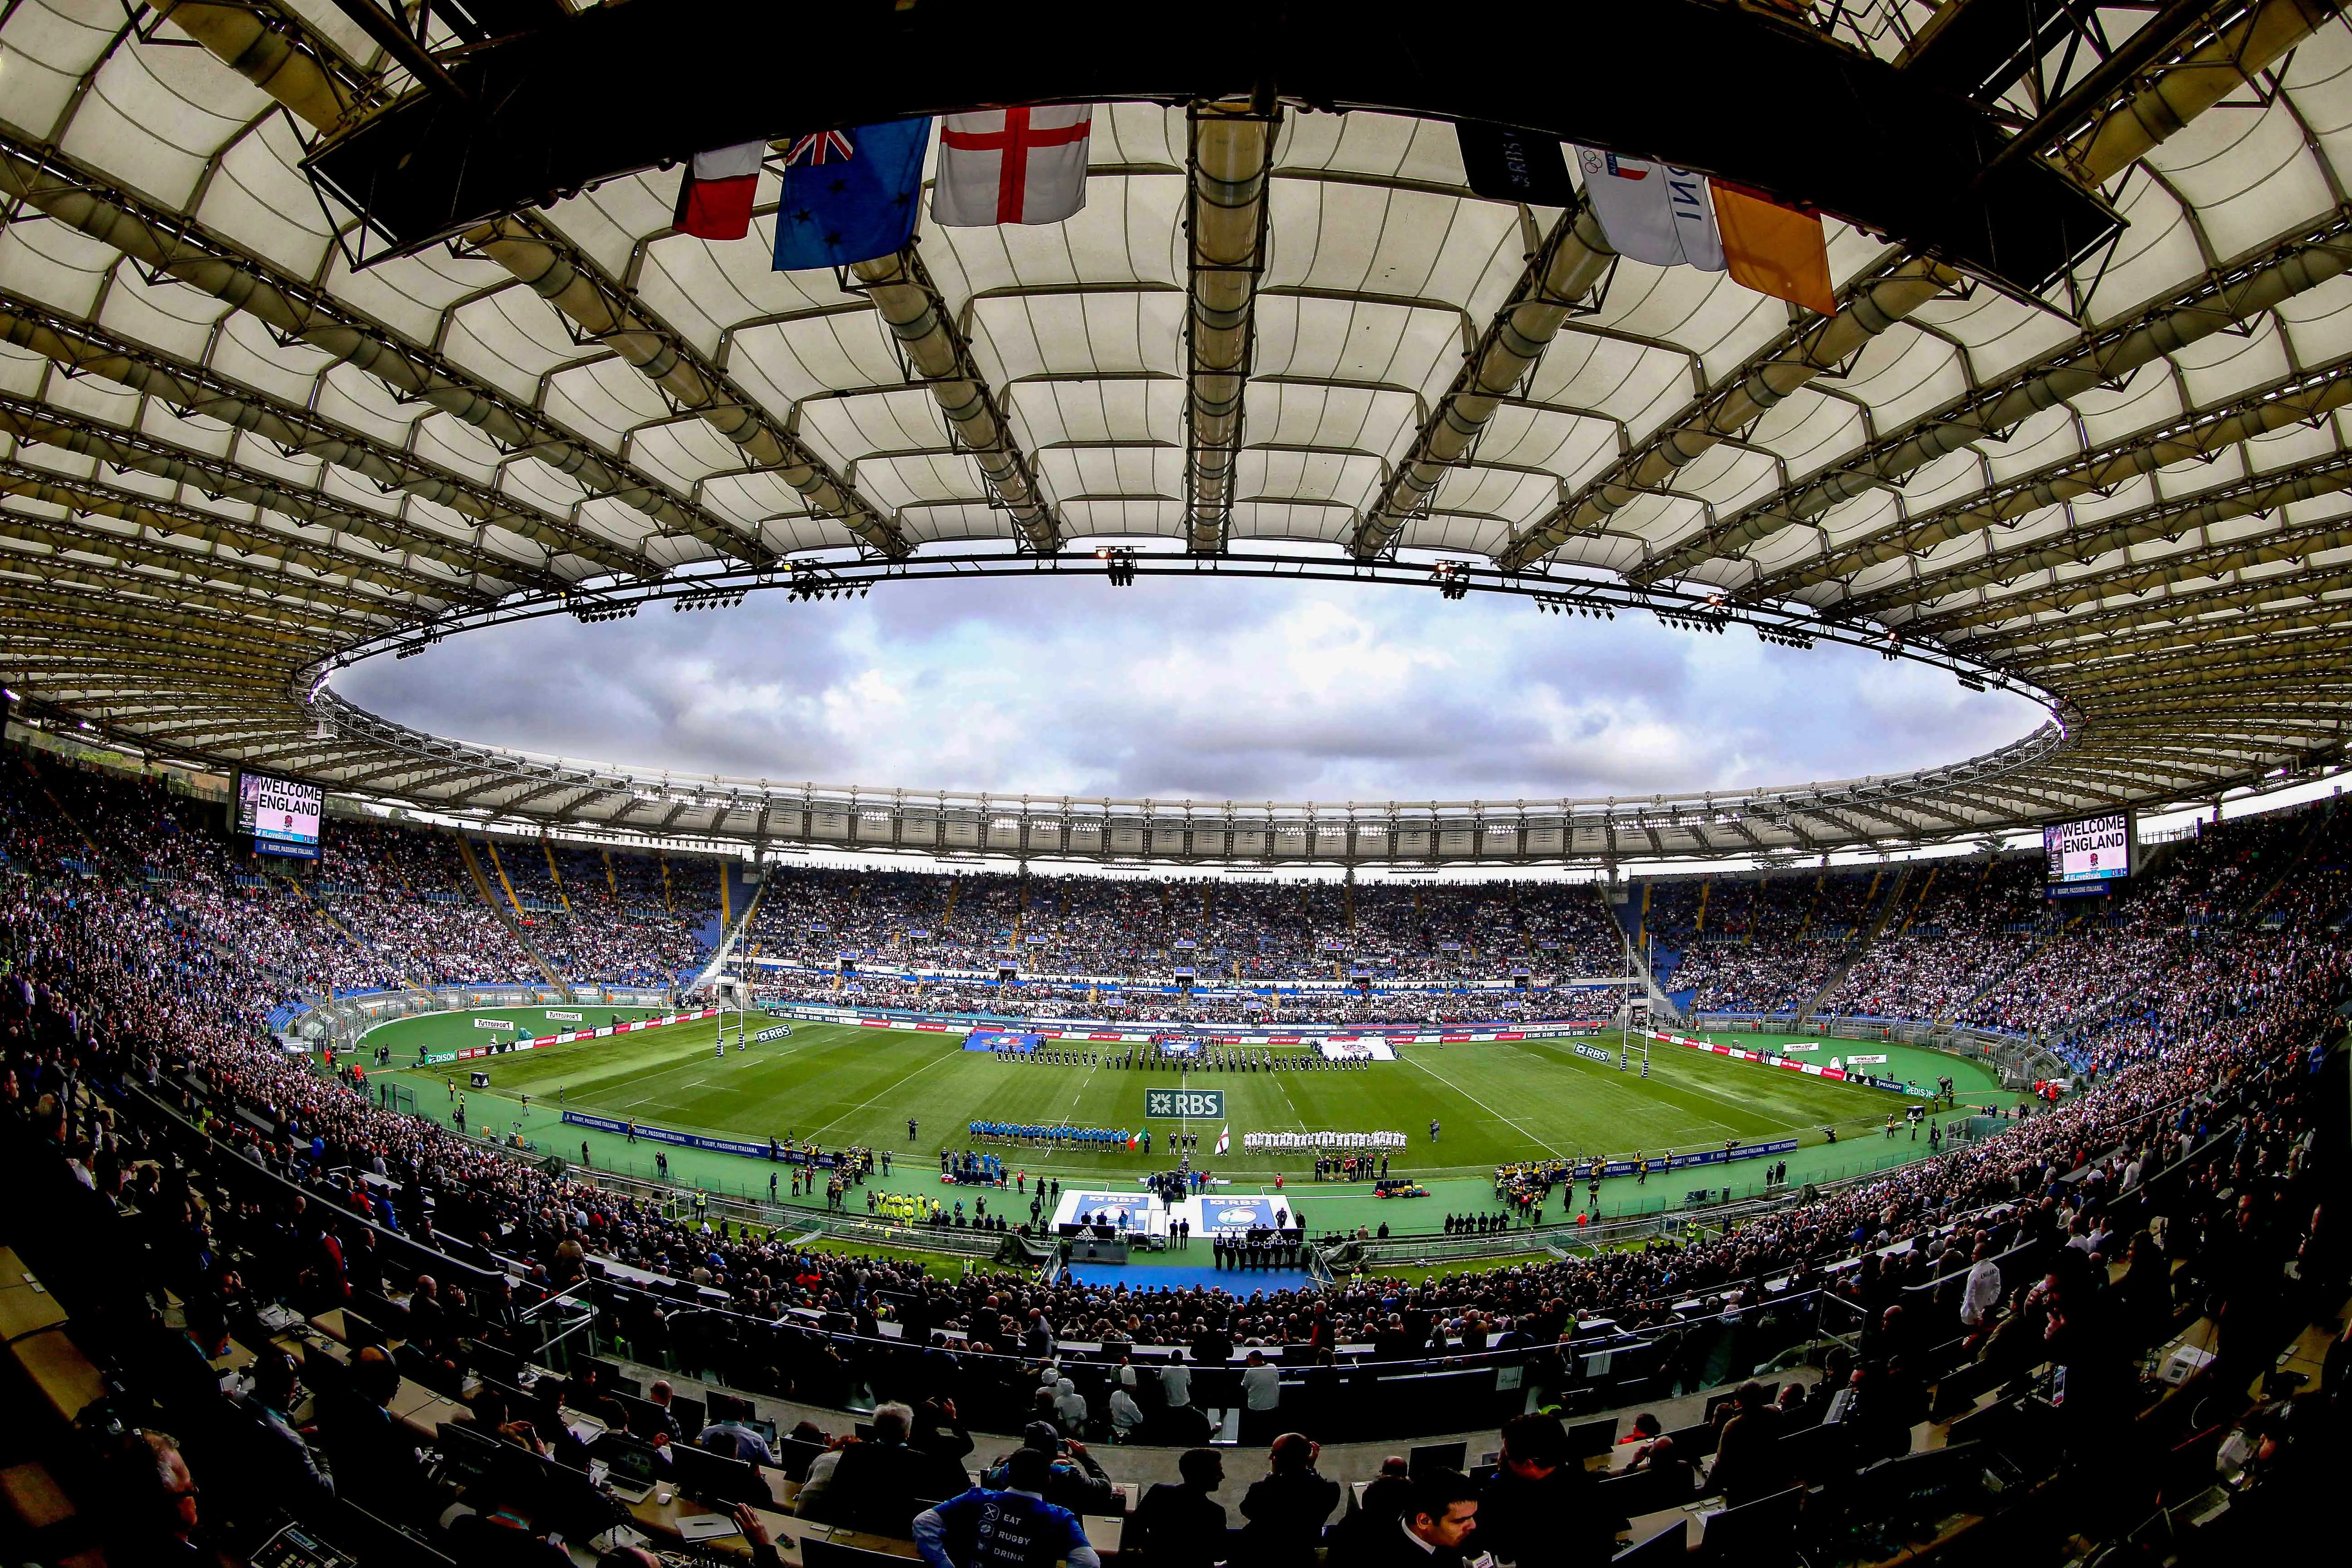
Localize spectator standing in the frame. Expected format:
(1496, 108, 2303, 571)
(1239, 1349, 1283, 1446)
(1235, 1432, 1339, 1567)
(1477, 1413, 1622, 1568)
(1132, 1448, 1228, 1568)
(1961, 1243, 2003, 1330)
(1108, 1381, 1145, 1441)
(1705, 1381, 1790, 1506)
(1159, 1347, 1193, 1413)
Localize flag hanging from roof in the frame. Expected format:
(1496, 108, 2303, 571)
(1573, 147, 1723, 271)
(1710, 181, 1837, 315)
(674, 139, 767, 242)
(1214, 1125, 1230, 1156)
(934, 105, 1093, 226)
(772, 118, 933, 271)
(1456, 122, 1577, 207)
(1572, 147, 1835, 315)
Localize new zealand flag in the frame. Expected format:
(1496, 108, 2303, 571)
(772, 118, 932, 271)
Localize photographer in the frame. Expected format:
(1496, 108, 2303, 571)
(981, 1422, 1118, 1518)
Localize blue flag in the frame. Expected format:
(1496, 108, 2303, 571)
(771, 118, 932, 270)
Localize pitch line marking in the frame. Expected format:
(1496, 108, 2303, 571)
(1396, 1049, 1564, 1157)
(1264, 1069, 1310, 1132)
(1049, 1049, 1108, 1134)
(516, 1030, 743, 1101)
(535, 1024, 862, 1127)
(1498, 1039, 1745, 1138)
(566, 1023, 931, 1135)
(804, 1045, 961, 1139)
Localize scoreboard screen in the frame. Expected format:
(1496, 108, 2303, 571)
(2044, 811, 2131, 888)
(237, 771, 323, 856)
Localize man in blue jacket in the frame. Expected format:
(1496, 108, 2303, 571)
(914, 1447, 1100, 1568)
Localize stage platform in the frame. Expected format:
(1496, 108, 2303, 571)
(1052, 1187, 1169, 1240)
(1178, 1193, 1303, 1234)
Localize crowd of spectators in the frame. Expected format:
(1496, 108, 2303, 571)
(508, 844, 715, 986)
(7, 750, 2346, 1358)
(743, 866, 1629, 983)
(1818, 855, 2050, 1022)
(0, 754, 728, 997)
(308, 819, 533, 987)
(1959, 808, 2348, 1041)
(2, 743, 2349, 1566)
(750, 970, 1629, 1028)
(12, 743, 2351, 1049)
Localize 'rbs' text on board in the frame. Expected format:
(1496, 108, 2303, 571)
(1144, 1089, 1225, 1120)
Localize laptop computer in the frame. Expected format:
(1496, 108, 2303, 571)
(1408, 1441, 1468, 1479)
(676, 1514, 745, 1543)
(597, 1434, 661, 1504)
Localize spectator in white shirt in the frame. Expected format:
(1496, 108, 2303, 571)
(1240, 1351, 1283, 1446)
(1961, 1243, 2003, 1328)
(1108, 1385, 1145, 1441)
(1160, 1350, 1193, 1410)
(1053, 1377, 1088, 1435)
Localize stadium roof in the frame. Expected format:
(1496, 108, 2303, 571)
(2, 0, 2350, 867)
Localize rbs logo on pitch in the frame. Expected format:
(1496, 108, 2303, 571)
(1145, 1089, 1225, 1119)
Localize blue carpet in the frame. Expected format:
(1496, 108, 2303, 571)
(1066, 1261, 1320, 1292)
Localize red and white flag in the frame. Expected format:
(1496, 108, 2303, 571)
(674, 139, 767, 241)
(1214, 1125, 1230, 1156)
(933, 105, 1093, 227)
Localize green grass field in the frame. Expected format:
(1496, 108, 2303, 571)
(362, 1003, 678, 1056)
(372, 1011, 2020, 1186)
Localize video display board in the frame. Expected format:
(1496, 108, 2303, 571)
(236, 771, 323, 858)
(2044, 811, 2132, 889)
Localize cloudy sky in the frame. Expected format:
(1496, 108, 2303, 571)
(338, 577, 2042, 801)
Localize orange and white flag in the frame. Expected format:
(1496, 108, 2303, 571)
(1710, 181, 1836, 315)
(1574, 147, 1835, 315)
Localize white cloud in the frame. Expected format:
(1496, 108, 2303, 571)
(337, 577, 2043, 800)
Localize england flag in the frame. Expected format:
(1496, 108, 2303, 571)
(1214, 1125, 1230, 1156)
(933, 105, 1093, 227)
